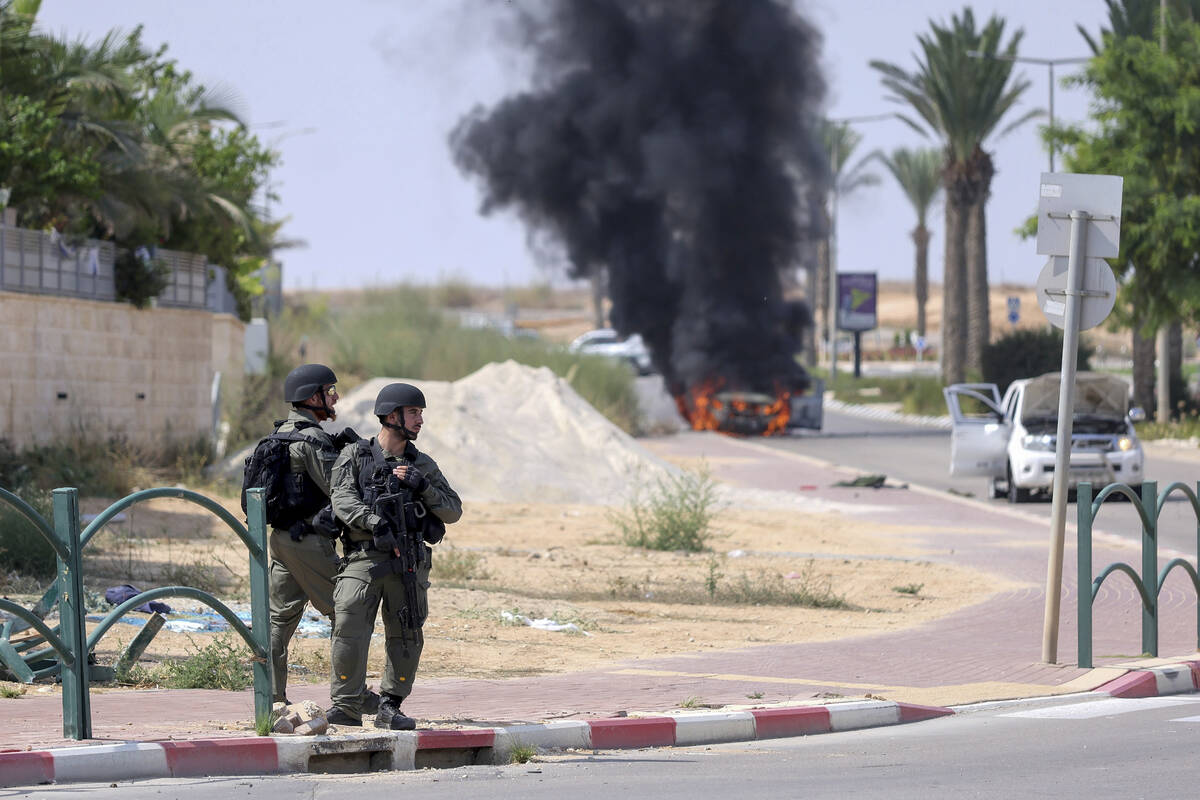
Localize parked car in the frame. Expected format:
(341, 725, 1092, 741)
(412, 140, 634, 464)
(568, 328, 654, 375)
(943, 372, 1145, 503)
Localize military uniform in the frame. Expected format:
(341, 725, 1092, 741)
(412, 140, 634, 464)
(328, 436, 462, 722)
(267, 407, 341, 704)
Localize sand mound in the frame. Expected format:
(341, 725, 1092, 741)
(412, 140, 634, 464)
(334, 361, 677, 504)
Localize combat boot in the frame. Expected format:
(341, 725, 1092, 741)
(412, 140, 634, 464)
(325, 706, 362, 727)
(373, 694, 416, 730)
(362, 689, 381, 715)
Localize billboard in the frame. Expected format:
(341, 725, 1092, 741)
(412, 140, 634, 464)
(836, 272, 877, 332)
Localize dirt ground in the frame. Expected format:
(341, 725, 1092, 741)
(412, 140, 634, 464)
(0, 492, 1018, 696)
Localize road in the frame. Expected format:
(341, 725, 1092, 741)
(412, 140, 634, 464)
(22, 693, 1200, 798)
(776, 407, 1200, 556)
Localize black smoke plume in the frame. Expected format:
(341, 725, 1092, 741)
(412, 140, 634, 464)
(450, 0, 828, 399)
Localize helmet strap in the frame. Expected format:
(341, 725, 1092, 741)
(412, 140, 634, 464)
(381, 413, 417, 440)
(295, 394, 336, 422)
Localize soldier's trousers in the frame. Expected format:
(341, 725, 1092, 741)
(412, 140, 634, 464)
(329, 546, 431, 721)
(268, 529, 339, 703)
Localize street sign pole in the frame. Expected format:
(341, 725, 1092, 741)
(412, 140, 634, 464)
(1041, 210, 1089, 664)
(1034, 172, 1123, 665)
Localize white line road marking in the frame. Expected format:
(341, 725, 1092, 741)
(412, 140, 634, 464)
(1000, 696, 1200, 720)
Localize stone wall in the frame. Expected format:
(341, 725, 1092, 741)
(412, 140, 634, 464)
(0, 291, 244, 450)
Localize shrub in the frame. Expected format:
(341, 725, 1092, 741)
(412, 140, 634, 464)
(114, 247, 171, 309)
(981, 329, 1093, 394)
(610, 466, 723, 552)
(0, 487, 56, 578)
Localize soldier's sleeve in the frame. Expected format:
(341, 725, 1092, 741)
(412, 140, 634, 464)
(416, 454, 463, 524)
(299, 432, 338, 497)
(331, 445, 382, 533)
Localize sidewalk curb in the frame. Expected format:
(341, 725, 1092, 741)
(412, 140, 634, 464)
(1095, 660, 1200, 699)
(0, 699, 952, 787)
(5, 665, 1200, 787)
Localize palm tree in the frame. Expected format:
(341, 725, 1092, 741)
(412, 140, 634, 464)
(816, 120, 880, 360)
(875, 147, 942, 339)
(871, 9, 1037, 383)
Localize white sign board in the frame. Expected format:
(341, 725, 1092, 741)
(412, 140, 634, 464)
(1036, 173, 1123, 258)
(1035, 256, 1117, 331)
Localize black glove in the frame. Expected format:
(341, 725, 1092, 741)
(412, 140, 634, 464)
(400, 466, 430, 493)
(372, 518, 399, 552)
(332, 427, 361, 448)
(311, 506, 340, 539)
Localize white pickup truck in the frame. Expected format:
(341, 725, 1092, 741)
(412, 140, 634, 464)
(943, 372, 1145, 503)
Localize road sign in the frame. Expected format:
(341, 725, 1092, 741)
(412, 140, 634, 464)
(1036, 173, 1123, 258)
(1035, 255, 1117, 331)
(1007, 296, 1020, 324)
(836, 272, 877, 332)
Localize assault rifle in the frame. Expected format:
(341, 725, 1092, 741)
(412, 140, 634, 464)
(368, 476, 429, 638)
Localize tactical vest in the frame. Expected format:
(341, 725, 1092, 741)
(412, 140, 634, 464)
(353, 438, 429, 537)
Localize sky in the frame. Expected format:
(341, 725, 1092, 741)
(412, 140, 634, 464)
(35, 0, 1110, 293)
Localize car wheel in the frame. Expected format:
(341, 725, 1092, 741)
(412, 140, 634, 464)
(989, 476, 1006, 499)
(1007, 462, 1030, 504)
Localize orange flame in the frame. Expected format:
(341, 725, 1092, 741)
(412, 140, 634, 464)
(675, 379, 792, 437)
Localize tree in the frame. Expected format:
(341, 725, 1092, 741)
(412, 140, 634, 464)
(1071, 0, 1200, 418)
(872, 9, 1037, 383)
(0, 4, 278, 319)
(875, 147, 942, 338)
(816, 119, 880, 358)
(1056, 16, 1200, 418)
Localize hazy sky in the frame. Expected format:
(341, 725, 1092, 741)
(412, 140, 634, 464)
(37, 0, 1108, 292)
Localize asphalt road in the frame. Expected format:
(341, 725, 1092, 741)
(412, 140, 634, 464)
(27, 694, 1200, 798)
(775, 407, 1200, 556)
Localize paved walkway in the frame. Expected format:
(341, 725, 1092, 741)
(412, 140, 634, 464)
(2, 431, 1197, 754)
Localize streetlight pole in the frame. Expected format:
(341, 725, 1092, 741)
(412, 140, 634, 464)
(825, 113, 895, 388)
(966, 52, 1088, 172)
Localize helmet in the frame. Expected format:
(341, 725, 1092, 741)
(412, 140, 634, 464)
(284, 364, 337, 403)
(373, 383, 426, 416)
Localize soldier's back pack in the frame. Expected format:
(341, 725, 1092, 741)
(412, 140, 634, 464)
(241, 420, 329, 527)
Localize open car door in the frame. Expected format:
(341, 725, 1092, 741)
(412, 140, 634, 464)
(943, 383, 1009, 477)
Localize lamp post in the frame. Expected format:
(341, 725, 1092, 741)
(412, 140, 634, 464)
(966, 52, 1088, 172)
(826, 113, 895, 387)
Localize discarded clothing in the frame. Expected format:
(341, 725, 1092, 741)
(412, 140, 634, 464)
(103, 584, 172, 614)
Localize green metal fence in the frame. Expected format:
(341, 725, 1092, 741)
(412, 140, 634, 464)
(0, 485, 270, 739)
(1077, 480, 1200, 669)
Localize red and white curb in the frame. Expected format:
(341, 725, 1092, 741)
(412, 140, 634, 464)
(0, 699, 952, 787)
(1095, 660, 1200, 699)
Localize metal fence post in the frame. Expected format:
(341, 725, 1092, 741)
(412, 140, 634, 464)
(1077, 482, 1094, 668)
(53, 488, 91, 739)
(245, 488, 272, 724)
(1141, 481, 1158, 657)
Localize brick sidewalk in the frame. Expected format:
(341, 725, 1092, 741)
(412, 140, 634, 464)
(2, 430, 1196, 753)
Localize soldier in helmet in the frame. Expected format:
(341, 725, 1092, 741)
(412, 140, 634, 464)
(327, 382, 462, 729)
(268, 364, 378, 712)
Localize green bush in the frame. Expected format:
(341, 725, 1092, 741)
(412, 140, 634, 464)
(610, 466, 723, 552)
(120, 634, 253, 690)
(113, 248, 171, 309)
(981, 329, 1093, 394)
(0, 487, 56, 578)
(830, 374, 947, 416)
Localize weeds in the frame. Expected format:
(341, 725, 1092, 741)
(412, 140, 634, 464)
(119, 635, 254, 690)
(0, 685, 26, 699)
(507, 742, 538, 764)
(255, 710, 277, 737)
(433, 547, 490, 584)
(679, 696, 703, 708)
(610, 466, 724, 552)
(0, 486, 56, 577)
(604, 560, 849, 609)
(893, 583, 924, 596)
(746, 691, 764, 700)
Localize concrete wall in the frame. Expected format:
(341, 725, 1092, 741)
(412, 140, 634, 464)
(0, 291, 244, 450)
